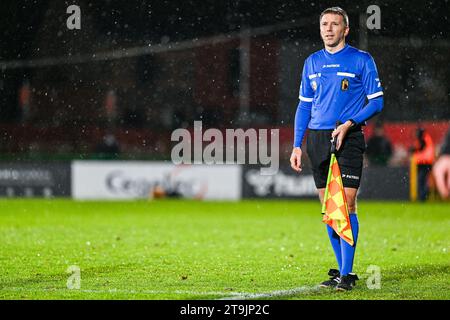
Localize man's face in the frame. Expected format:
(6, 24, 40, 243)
(320, 13, 349, 47)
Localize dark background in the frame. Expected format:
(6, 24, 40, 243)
(0, 0, 448, 160)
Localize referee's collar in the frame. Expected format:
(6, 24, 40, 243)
(323, 43, 349, 56)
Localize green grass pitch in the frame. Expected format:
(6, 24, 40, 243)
(0, 199, 448, 300)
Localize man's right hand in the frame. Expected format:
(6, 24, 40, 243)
(290, 147, 302, 172)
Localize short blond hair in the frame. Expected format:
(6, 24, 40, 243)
(320, 7, 349, 27)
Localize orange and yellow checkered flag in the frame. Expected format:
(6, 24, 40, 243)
(321, 152, 354, 246)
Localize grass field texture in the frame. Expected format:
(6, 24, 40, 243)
(0, 199, 448, 300)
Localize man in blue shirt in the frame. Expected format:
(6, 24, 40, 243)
(290, 7, 384, 291)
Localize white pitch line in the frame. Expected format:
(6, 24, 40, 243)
(1, 286, 320, 299)
(218, 286, 321, 300)
(0, 287, 244, 297)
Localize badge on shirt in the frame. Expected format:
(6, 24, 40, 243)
(311, 81, 317, 91)
(341, 79, 349, 91)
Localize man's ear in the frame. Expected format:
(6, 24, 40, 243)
(344, 27, 350, 37)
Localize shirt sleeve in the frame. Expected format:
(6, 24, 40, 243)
(294, 58, 313, 148)
(298, 58, 314, 102)
(363, 55, 383, 100)
(350, 55, 384, 124)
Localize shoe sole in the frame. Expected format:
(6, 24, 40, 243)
(336, 287, 352, 292)
(319, 284, 337, 288)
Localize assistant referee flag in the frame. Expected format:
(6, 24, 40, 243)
(321, 152, 354, 246)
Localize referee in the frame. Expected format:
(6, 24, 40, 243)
(290, 7, 384, 291)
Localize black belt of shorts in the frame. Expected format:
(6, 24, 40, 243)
(309, 124, 363, 133)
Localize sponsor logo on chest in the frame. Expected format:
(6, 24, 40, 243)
(322, 64, 340, 68)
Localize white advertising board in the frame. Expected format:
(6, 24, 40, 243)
(72, 161, 241, 200)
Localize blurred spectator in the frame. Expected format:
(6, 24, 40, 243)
(432, 128, 450, 199)
(104, 90, 118, 128)
(366, 122, 392, 166)
(95, 133, 121, 159)
(410, 127, 435, 201)
(18, 80, 31, 123)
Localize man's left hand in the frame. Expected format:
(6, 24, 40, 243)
(332, 120, 353, 151)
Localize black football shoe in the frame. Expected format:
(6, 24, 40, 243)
(336, 273, 359, 291)
(319, 269, 341, 288)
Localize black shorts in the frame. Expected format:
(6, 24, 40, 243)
(306, 128, 366, 189)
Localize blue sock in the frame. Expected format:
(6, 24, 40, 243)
(326, 224, 342, 272)
(341, 213, 359, 276)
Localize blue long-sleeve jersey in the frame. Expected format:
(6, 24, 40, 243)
(294, 44, 384, 148)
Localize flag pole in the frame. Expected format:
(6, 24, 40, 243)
(321, 125, 338, 214)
